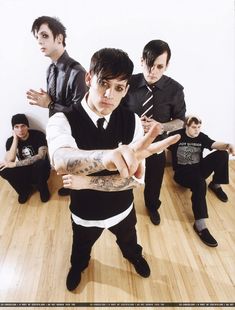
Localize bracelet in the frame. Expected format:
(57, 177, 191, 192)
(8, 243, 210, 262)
(48, 101, 54, 109)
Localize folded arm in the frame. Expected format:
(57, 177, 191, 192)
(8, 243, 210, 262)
(16, 146, 48, 167)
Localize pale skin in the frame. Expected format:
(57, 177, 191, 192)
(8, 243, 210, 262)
(140, 52, 184, 135)
(26, 23, 65, 108)
(51, 73, 180, 192)
(0, 124, 48, 171)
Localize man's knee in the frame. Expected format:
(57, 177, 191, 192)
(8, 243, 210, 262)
(214, 150, 229, 162)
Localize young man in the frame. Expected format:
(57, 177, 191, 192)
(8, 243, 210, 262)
(26, 16, 88, 196)
(46, 48, 180, 291)
(0, 114, 51, 204)
(123, 40, 186, 225)
(168, 115, 235, 247)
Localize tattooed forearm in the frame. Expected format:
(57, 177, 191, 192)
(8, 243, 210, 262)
(16, 154, 41, 167)
(54, 148, 106, 175)
(38, 146, 48, 160)
(163, 119, 184, 133)
(67, 151, 105, 175)
(88, 175, 141, 192)
(16, 146, 48, 167)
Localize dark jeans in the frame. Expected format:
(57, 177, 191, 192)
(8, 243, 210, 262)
(70, 207, 143, 271)
(0, 159, 51, 195)
(174, 151, 229, 220)
(144, 151, 166, 211)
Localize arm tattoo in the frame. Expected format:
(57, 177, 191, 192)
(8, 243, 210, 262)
(55, 148, 106, 175)
(88, 175, 141, 192)
(163, 119, 184, 132)
(16, 146, 48, 167)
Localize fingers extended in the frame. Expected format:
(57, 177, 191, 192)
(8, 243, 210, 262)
(148, 134, 181, 154)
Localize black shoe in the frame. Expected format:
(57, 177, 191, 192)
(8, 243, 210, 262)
(208, 182, 228, 202)
(129, 256, 151, 278)
(148, 209, 161, 225)
(39, 184, 50, 202)
(18, 189, 31, 204)
(193, 224, 218, 247)
(58, 187, 71, 196)
(66, 267, 81, 291)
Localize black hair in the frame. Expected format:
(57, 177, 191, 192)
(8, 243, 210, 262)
(89, 48, 134, 82)
(142, 40, 171, 70)
(31, 16, 66, 47)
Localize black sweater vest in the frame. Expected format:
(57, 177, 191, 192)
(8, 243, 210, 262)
(65, 103, 136, 220)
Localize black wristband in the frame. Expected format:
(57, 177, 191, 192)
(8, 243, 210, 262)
(48, 101, 54, 110)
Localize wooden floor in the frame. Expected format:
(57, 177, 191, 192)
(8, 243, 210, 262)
(0, 161, 235, 310)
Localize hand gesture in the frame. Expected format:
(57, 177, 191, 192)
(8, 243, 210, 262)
(26, 88, 51, 108)
(141, 116, 164, 134)
(103, 123, 180, 178)
(0, 161, 16, 171)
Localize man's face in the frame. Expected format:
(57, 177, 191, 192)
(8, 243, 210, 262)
(34, 23, 62, 59)
(186, 122, 202, 138)
(86, 74, 129, 116)
(141, 51, 168, 85)
(13, 124, 29, 140)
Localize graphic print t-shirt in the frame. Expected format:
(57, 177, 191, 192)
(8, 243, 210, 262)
(6, 130, 48, 161)
(168, 128, 215, 171)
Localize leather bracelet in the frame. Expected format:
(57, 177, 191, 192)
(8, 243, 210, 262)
(48, 101, 54, 109)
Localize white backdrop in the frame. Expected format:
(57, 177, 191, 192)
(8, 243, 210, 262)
(0, 0, 234, 159)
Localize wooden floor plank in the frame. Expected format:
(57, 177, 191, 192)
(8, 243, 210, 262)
(0, 161, 234, 308)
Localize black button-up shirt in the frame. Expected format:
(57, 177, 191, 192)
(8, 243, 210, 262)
(123, 73, 186, 139)
(47, 50, 87, 116)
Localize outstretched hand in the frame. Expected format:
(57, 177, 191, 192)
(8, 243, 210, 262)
(103, 123, 180, 178)
(26, 88, 51, 108)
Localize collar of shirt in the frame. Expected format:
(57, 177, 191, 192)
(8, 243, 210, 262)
(81, 95, 111, 129)
(53, 50, 70, 71)
(137, 73, 166, 90)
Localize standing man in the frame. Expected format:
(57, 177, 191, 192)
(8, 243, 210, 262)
(0, 114, 51, 204)
(123, 40, 186, 225)
(46, 48, 180, 291)
(26, 16, 87, 196)
(168, 115, 235, 247)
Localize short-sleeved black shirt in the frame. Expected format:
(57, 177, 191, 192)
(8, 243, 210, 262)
(168, 128, 215, 171)
(6, 129, 48, 161)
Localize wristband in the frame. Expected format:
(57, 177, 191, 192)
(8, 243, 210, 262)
(48, 101, 54, 110)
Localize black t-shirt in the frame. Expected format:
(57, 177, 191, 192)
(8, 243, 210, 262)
(168, 128, 215, 171)
(6, 129, 48, 161)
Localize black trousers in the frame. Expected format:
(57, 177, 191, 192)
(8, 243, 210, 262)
(0, 159, 51, 195)
(70, 207, 143, 271)
(174, 151, 229, 220)
(144, 151, 166, 211)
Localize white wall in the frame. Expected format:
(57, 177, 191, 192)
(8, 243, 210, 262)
(0, 0, 234, 159)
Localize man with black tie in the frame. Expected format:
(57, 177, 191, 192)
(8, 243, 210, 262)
(46, 47, 180, 291)
(123, 40, 186, 225)
(26, 16, 87, 196)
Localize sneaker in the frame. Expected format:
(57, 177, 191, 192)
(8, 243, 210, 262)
(208, 182, 228, 202)
(58, 187, 71, 196)
(129, 256, 151, 278)
(148, 209, 161, 225)
(66, 267, 81, 291)
(39, 184, 50, 203)
(193, 224, 218, 247)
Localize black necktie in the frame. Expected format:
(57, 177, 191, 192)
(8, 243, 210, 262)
(49, 63, 57, 101)
(141, 85, 154, 118)
(97, 118, 105, 132)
